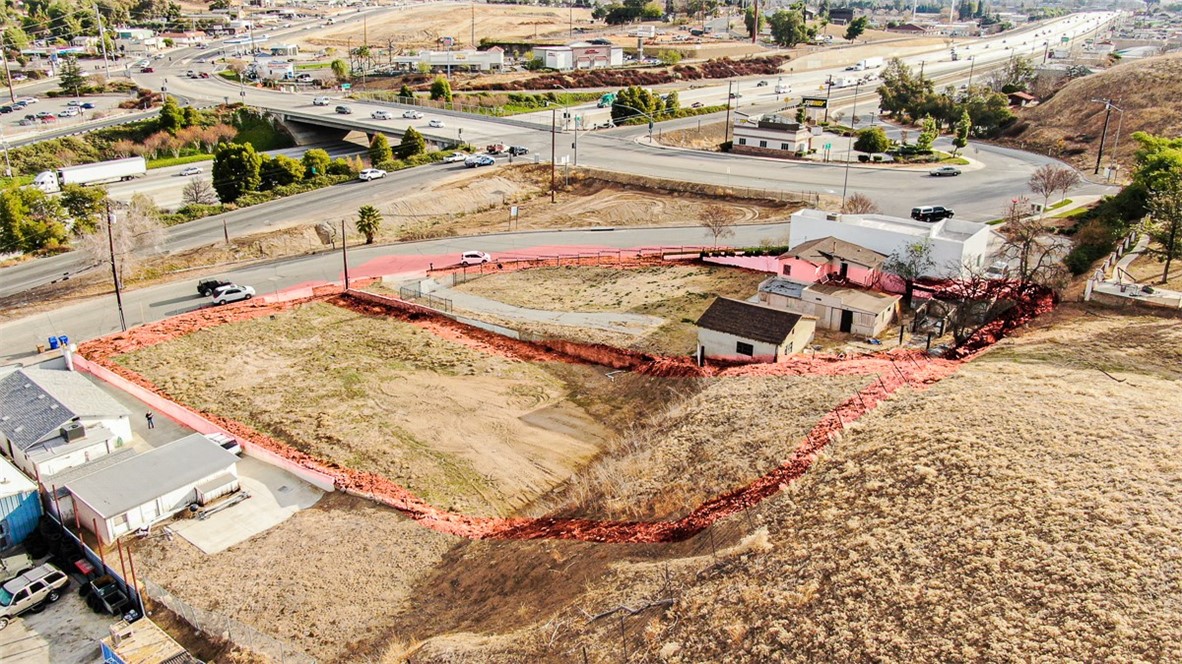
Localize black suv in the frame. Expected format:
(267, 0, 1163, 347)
(197, 278, 233, 296)
(911, 206, 954, 222)
(508, 146, 529, 156)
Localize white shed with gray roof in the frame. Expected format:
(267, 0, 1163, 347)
(65, 434, 239, 542)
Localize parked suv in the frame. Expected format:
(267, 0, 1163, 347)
(197, 278, 233, 296)
(508, 146, 529, 156)
(911, 206, 954, 223)
(0, 563, 70, 630)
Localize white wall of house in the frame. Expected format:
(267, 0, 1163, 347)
(36, 439, 116, 477)
(764, 291, 893, 337)
(732, 125, 809, 152)
(697, 320, 815, 363)
(75, 466, 238, 541)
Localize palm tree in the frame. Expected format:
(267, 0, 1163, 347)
(355, 205, 382, 245)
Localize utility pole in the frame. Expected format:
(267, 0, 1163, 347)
(550, 108, 557, 203)
(93, 2, 111, 78)
(1092, 98, 1114, 175)
(823, 76, 833, 123)
(0, 126, 11, 177)
(967, 56, 975, 87)
(341, 218, 350, 289)
(840, 80, 862, 211)
(724, 80, 733, 143)
(471, 2, 476, 48)
(105, 201, 127, 332)
(752, 0, 758, 43)
(0, 35, 15, 103)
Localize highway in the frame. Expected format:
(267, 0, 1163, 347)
(0, 12, 1120, 309)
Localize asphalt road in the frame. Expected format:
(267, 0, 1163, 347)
(0, 222, 790, 364)
(0, 12, 1119, 300)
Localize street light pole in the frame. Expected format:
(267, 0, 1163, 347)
(840, 81, 862, 211)
(823, 76, 834, 123)
(724, 80, 734, 143)
(967, 56, 975, 87)
(550, 108, 557, 203)
(341, 218, 350, 290)
(1092, 98, 1115, 175)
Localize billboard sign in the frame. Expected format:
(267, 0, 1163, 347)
(801, 96, 828, 108)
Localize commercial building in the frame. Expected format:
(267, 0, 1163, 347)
(388, 47, 505, 73)
(533, 42, 624, 70)
(732, 115, 811, 157)
(788, 209, 993, 277)
(696, 297, 816, 363)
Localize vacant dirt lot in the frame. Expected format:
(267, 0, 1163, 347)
(449, 264, 771, 354)
(301, 4, 593, 50)
(397, 306, 1182, 662)
(116, 301, 613, 516)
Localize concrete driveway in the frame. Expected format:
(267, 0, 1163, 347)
(169, 456, 323, 555)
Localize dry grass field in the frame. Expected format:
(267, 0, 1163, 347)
(116, 301, 617, 517)
(394, 307, 1182, 662)
(449, 265, 772, 354)
(301, 3, 594, 50)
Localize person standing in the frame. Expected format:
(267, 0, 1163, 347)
(145, 412, 155, 429)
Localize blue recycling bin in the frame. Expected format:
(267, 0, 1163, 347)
(57, 335, 69, 348)
(48, 337, 60, 350)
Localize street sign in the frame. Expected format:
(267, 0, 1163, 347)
(824, 143, 832, 150)
(441, 36, 455, 47)
(801, 96, 828, 108)
(510, 206, 519, 217)
(1061, 36, 1069, 43)
(341, 83, 351, 90)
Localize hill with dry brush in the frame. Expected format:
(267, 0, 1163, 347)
(1002, 52, 1182, 172)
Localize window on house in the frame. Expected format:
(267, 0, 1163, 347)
(759, 140, 767, 148)
(736, 341, 754, 356)
(738, 137, 747, 145)
(781, 142, 790, 150)
(113, 513, 129, 528)
(782, 264, 792, 275)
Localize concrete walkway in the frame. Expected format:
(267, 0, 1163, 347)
(422, 279, 666, 336)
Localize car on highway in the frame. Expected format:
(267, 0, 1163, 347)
(911, 205, 955, 222)
(929, 165, 962, 177)
(312, 96, 331, 106)
(0, 563, 70, 630)
(358, 168, 387, 181)
(691, 101, 704, 108)
(186, 69, 196, 77)
(460, 250, 492, 265)
(371, 110, 394, 120)
(465, 154, 495, 168)
(197, 278, 233, 296)
(428, 119, 445, 128)
(756, 80, 768, 87)
(211, 284, 255, 305)
(81, 102, 96, 109)
(442, 152, 470, 163)
(140, 66, 154, 73)
(199, 72, 210, 79)
(335, 105, 352, 114)
(179, 166, 203, 177)
(402, 110, 424, 119)
(729, 91, 742, 98)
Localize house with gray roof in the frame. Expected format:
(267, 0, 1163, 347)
(65, 434, 239, 542)
(696, 297, 816, 364)
(0, 366, 132, 481)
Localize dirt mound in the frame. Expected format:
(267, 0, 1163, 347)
(465, 56, 789, 91)
(1001, 52, 1182, 171)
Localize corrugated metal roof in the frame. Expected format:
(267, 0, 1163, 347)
(45, 447, 139, 488)
(781, 236, 887, 268)
(806, 283, 901, 315)
(696, 297, 806, 345)
(0, 368, 129, 452)
(759, 278, 807, 298)
(65, 435, 237, 519)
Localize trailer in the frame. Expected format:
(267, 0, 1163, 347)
(33, 157, 147, 193)
(854, 57, 883, 71)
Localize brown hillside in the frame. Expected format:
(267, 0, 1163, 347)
(1002, 52, 1182, 174)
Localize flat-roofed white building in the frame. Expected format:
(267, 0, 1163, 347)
(788, 208, 992, 276)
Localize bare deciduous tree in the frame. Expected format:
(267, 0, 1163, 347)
(182, 177, 218, 206)
(700, 204, 739, 247)
(842, 192, 881, 214)
(1028, 164, 1081, 217)
(998, 196, 1069, 288)
(79, 194, 164, 287)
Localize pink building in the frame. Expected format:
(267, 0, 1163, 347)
(776, 236, 887, 288)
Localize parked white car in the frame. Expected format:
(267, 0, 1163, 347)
(211, 284, 255, 305)
(312, 96, 331, 106)
(371, 110, 394, 120)
(442, 152, 470, 163)
(428, 119, 445, 128)
(179, 166, 203, 176)
(359, 168, 387, 181)
(402, 110, 424, 119)
(460, 250, 492, 265)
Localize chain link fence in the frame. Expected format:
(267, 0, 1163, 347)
(141, 578, 317, 664)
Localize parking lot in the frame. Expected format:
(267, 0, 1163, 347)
(0, 576, 116, 664)
(2, 93, 138, 135)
